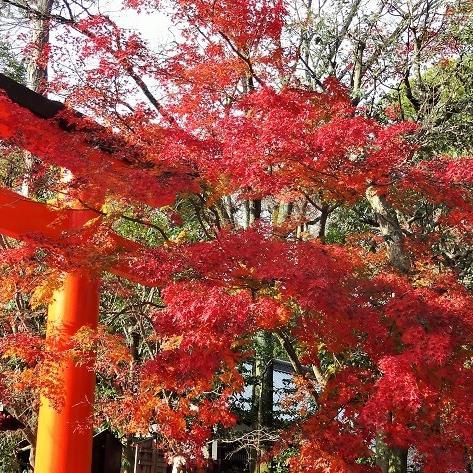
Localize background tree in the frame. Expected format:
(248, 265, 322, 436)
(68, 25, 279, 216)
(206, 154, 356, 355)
(0, 0, 471, 472)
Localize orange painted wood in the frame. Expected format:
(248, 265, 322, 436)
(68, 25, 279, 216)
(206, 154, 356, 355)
(0, 187, 96, 240)
(0, 91, 168, 207)
(34, 270, 99, 473)
(0, 186, 159, 286)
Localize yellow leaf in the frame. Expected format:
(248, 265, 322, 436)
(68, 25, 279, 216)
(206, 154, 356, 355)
(30, 274, 62, 309)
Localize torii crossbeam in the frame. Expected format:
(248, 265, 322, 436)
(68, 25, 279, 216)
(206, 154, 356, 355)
(0, 73, 163, 473)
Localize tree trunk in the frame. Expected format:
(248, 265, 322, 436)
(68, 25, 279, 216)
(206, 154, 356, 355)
(252, 331, 274, 473)
(26, 0, 53, 92)
(22, 426, 36, 470)
(365, 187, 411, 273)
(21, 0, 53, 198)
(318, 204, 330, 243)
(376, 439, 408, 473)
(249, 199, 262, 225)
(255, 332, 274, 428)
(367, 187, 411, 471)
(351, 39, 365, 103)
(122, 331, 141, 472)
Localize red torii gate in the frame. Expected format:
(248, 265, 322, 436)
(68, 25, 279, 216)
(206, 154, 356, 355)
(0, 73, 163, 473)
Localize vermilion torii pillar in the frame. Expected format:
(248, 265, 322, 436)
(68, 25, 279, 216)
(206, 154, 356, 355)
(0, 74, 160, 472)
(0, 186, 116, 472)
(36, 271, 99, 473)
(0, 187, 99, 472)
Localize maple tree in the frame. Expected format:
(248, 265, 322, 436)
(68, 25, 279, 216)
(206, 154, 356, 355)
(0, 0, 472, 472)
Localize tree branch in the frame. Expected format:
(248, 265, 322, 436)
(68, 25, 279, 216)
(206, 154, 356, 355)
(274, 329, 322, 399)
(219, 31, 266, 87)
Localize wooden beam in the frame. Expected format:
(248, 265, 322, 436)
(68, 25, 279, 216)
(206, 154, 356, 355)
(0, 73, 195, 207)
(0, 186, 166, 286)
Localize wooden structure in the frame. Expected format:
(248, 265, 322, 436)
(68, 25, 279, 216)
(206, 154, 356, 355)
(0, 73, 166, 473)
(0, 404, 25, 432)
(92, 429, 123, 473)
(133, 439, 167, 473)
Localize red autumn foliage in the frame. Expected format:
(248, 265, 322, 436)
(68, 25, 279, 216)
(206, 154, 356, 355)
(0, 0, 472, 471)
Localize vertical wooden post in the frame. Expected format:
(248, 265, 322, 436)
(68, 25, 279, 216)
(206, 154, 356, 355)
(34, 270, 99, 473)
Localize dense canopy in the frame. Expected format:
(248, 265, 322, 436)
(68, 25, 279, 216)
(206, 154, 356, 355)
(0, 0, 472, 472)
